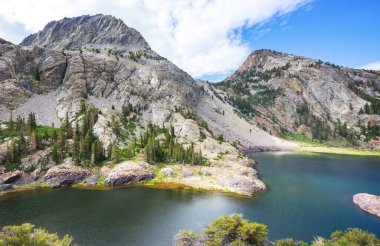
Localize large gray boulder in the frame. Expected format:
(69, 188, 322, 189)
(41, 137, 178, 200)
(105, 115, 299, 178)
(0, 184, 12, 191)
(101, 161, 155, 186)
(0, 170, 22, 184)
(43, 158, 90, 188)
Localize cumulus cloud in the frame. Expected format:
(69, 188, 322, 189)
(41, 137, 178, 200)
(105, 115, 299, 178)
(360, 61, 380, 71)
(0, 0, 310, 78)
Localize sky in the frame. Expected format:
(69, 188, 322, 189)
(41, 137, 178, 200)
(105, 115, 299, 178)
(0, 0, 379, 82)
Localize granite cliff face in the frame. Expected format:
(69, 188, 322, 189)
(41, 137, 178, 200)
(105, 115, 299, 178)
(21, 14, 150, 52)
(215, 50, 380, 146)
(0, 15, 201, 143)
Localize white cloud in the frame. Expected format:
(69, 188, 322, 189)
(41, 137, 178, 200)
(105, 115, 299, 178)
(360, 61, 380, 71)
(0, 0, 310, 78)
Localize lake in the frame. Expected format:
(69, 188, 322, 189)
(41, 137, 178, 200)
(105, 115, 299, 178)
(1, 152, 380, 245)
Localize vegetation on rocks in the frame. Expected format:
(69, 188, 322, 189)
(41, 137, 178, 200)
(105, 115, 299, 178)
(143, 123, 206, 165)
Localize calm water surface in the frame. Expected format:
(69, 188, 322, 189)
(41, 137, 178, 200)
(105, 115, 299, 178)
(0, 152, 380, 245)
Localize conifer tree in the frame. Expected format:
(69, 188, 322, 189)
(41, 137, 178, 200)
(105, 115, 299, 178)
(9, 110, 14, 131)
(30, 130, 37, 152)
(50, 123, 57, 142)
(111, 144, 119, 164)
(52, 143, 59, 164)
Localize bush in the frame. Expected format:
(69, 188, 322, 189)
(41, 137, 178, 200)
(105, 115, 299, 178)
(0, 223, 74, 246)
(175, 214, 380, 246)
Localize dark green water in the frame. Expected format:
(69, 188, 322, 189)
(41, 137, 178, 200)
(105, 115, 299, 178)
(0, 152, 380, 245)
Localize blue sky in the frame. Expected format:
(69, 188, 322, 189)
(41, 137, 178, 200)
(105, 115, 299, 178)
(203, 0, 380, 81)
(0, 0, 379, 82)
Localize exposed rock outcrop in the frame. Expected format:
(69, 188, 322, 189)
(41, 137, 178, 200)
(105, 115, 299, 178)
(21, 14, 151, 52)
(353, 193, 380, 218)
(0, 184, 12, 191)
(20, 148, 54, 171)
(43, 158, 90, 188)
(0, 170, 22, 184)
(215, 49, 380, 146)
(101, 161, 155, 186)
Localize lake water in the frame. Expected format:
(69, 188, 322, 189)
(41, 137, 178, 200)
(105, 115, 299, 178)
(0, 152, 380, 245)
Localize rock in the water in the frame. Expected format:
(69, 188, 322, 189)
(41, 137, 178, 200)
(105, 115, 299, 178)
(0, 184, 12, 191)
(83, 174, 99, 187)
(101, 161, 155, 186)
(160, 168, 174, 177)
(0, 170, 23, 184)
(353, 193, 380, 218)
(43, 158, 89, 188)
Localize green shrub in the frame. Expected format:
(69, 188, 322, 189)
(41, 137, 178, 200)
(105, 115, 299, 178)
(0, 223, 74, 246)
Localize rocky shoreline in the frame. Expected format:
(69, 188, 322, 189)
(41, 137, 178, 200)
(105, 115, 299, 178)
(353, 193, 380, 218)
(0, 154, 266, 197)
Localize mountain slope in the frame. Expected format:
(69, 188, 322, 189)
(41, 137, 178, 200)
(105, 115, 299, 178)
(0, 14, 267, 196)
(215, 49, 380, 147)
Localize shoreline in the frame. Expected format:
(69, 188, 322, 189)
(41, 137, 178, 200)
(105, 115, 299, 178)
(297, 146, 380, 156)
(242, 145, 380, 157)
(0, 180, 262, 199)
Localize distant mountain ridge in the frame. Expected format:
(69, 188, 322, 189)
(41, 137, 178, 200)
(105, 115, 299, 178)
(215, 49, 380, 146)
(21, 14, 151, 51)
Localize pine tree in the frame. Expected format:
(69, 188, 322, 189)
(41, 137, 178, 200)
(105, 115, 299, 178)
(107, 144, 112, 159)
(64, 112, 73, 139)
(50, 123, 57, 142)
(111, 144, 119, 164)
(52, 143, 59, 164)
(9, 110, 14, 131)
(84, 132, 93, 159)
(73, 131, 80, 156)
(30, 130, 37, 152)
(27, 112, 37, 133)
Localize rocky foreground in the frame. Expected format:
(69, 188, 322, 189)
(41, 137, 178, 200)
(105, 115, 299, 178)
(0, 136, 266, 196)
(353, 193, 380, 218)
(0, 158, 265, 196)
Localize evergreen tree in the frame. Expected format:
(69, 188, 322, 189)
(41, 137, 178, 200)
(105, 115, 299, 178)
(27, 112, 37, 133)
(52, 143, 59, 164)
(9, 110, 14, 131)
(111, 144, 119, 164)
(50, 123, 57, 142)
(30, 130, 37, 152)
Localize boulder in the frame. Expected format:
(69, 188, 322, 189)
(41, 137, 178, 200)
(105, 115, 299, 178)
(0, 170, 23, 184)
(43, 158, 90, 188)
(0, 184, 12, 191)
(160, 167, 174, 177)
(83, 174, 99, 187)
(353, 193, 380, 218)
(102, 161, 155, 186)
(172, 113, 201, 142)
(182, 169, 193, 178)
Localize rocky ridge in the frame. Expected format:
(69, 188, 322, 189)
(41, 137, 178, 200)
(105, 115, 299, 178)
(215, 49, 380, 147)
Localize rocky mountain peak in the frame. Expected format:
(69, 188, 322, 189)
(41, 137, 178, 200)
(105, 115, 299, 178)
(20, 14, 151, 51)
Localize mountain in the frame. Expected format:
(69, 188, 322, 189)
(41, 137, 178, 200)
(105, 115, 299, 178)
(21, 14, 150, 51)
(0, 14, 268, 196)
(214, 49, 380, 146)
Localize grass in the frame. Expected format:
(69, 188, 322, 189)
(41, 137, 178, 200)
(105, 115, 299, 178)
(281, 131, 331, 147)
(297, 146, 380, 156)
(281, 131, 380, 156)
